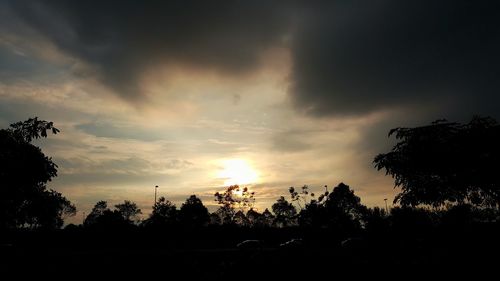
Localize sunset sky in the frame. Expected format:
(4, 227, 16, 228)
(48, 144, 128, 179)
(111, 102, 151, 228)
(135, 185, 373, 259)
(1, 0, 499, 223)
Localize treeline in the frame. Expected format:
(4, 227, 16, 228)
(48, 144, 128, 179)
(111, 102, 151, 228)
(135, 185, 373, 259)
(1, 116, 500, 233)
(77, 182, 499, 236)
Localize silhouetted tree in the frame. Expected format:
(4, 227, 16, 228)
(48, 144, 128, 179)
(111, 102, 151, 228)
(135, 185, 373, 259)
(246, 208, 261, 227)
(296, 185, 329, 227)
(179, 195, 209, 227)
(84, 201, 110, 226)
(298, 200, 327, 228)
(143, 197, 177, 228)
(8, 117, 60, 142)
(375, 116, 500, 208)
(84, 201, 130, 229)
(390, 206, 436, 234)
(115, 200, 142, 223)
(289, 185, 316, 210)
(214, 185, 255, 224)
(24, 190, 76, 229)
(215, 205, 235, 225)
(233, 210, 249, 226)
(260, 208, 275, 227)
(209, 212, 221, 225)
(437, 203, 499, 228)
(272, 196, 297, 227)
(94, 210, 129, 228)
(0, 117, 75, 229)
(322, 182, 367, 231)
(363, 207, 389, 234)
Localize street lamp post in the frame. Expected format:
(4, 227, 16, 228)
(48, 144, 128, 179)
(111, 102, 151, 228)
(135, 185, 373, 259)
(384, 198, 389, 214)
(155, 185, 159, 205)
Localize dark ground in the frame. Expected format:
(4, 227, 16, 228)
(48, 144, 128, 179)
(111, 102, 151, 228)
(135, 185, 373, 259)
(1, 225, 499, 279)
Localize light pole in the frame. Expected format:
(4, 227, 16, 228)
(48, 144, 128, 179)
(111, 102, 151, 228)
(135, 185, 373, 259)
(154, 185, 159, 205)
(384, 198, 389, 214)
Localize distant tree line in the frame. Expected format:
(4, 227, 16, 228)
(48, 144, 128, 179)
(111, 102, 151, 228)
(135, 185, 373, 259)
(1, 116, 499, 232)
(77, 181, 499, 238)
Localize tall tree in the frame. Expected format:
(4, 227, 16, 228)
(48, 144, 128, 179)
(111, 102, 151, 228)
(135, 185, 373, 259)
(272, 196, 297, 227)
(214, 185, 255, 224)
(84, 200, 130, 228)
(24, 190, 76, 229)
(0, 117, 75, 229)
(179, 195, 209, 227)
(143, 197, 177, 227)
(323, 183, 367, 231)
(84, 201, 109, 226)
(246, 208, 261, 227)
(260, 208, 275, 227)
(374, 116, 500, 207)
(115, 200, 142, 223)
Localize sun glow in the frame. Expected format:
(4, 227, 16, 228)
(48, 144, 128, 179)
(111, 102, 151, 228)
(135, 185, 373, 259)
(218, 159, 259, 186)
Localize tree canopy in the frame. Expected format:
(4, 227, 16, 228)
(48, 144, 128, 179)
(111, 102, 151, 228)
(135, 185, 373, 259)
(0, 117, 75, 229)
(84, 200, 142, 228)
(143, 197, 178, 228)
(374, 116, 500, 208)
(214, 185, 255, 225)
(179, 195, 209, 227)
(115, 200, 142, 222)
(272, 196, 297, 227)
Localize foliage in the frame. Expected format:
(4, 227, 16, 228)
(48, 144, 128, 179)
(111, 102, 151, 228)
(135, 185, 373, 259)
(84, 201, 109, 226)
(293, 185, 330, 227)
(0, 117, 74, 229)
(179, 195, 209, 227)
(24, 189, 76, 229)
(115, 200, 142, 222)
(260, 208, 275, 227)
(324, 183, 367, 221)
(297, 183, 367, 231)
(289, 185, 329, 209)
(9, 117, 60, 143)
(84, 200, 141, 228)
(209, 213, 221, 225)
(363, 207, 388, 233)
(214, 185, 255, 210)
(214, 185, 255, 224)
(389, 206, 437, 233)
(374, 116, 500, 207)
(143, 197, 177, 227)
(233, 210, 249, 226)
(215, 205, 235, 225)
(272, 196, 297, 227)
(246, 208, 265, 227)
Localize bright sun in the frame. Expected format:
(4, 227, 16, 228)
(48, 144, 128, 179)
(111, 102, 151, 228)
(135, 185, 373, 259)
(218, 159, 259, 186)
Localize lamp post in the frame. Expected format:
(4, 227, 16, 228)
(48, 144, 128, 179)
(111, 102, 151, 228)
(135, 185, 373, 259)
(154, 185, 159, 205)
(384, 198, 388, 214)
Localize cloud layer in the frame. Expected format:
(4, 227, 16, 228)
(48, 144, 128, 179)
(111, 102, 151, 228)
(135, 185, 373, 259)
(290, 1, 500, 117)
(6, 0, 292, 102)
(4, 0, 500, 117)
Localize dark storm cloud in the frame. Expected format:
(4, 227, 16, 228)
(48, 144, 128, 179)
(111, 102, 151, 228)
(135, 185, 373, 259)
(290, 0, 500, 117)
(5, 0, 500, 117)
(6, 0, 293, 101)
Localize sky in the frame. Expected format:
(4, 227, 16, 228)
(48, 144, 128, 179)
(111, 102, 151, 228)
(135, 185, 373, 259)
(1, 0, 500, 224)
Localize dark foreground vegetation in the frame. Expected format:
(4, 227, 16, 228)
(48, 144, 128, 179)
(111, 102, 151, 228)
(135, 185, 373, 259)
(1, 116, 500, 277)
(2, 219, 499, 278)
